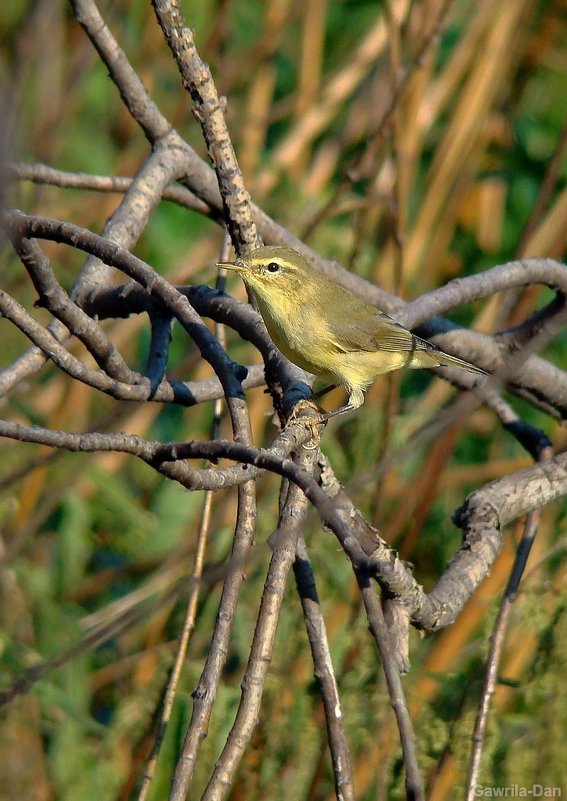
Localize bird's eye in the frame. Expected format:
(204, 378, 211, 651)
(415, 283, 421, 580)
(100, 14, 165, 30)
(266, 262, 281, 273)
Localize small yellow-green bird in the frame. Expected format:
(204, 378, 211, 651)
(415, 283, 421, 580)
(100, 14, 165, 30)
(218, 246, 486, 417)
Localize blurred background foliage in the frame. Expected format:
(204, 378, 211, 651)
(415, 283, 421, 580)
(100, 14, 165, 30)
(1, 0, 567, 799)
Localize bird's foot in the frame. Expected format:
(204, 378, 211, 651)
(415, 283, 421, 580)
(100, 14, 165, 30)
(286, 399, 327, 449)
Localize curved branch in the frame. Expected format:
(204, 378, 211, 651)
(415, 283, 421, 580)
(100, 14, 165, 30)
(3, 211, 246, 402)
(7, 234, 138, 384)
(415, 451, 567, 629)
(401, 258, 567, 328)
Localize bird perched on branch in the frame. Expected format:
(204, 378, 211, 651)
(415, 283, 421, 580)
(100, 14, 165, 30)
(218, 245, 486, 418)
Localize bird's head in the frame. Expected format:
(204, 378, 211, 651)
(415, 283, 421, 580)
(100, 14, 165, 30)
(217, 246, 319, 306)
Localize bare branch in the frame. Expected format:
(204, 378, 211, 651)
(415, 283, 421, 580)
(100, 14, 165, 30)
(7, 234, 138, 383)
(169, 481, 256, 795)
(152, 0, 259, 254)
(0, 289, 156, 400)
(8, 162, 217, 218)
(294, 537, 355, 801)
(354, 568, 424, 801)
(3, 211, 245, 398)
(417, 451, 567, 630)
(146, 311, 174, 396)
(193, 446, 318, 801)
(465, 508, 542, 801)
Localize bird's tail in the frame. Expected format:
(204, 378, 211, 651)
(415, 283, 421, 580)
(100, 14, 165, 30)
(435, 351, 486, 374)
(414, 335, 486, 375)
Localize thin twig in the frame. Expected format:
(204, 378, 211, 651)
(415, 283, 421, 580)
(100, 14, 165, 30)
(294, 537, 355, 801)
(464, 438, 553, 798)
(137, 495, 214, 801)
(355, 567, 425, 800)
(8, 162, 217, 217)
(464, 510, 541, 800)
(168, 481, 257, 797)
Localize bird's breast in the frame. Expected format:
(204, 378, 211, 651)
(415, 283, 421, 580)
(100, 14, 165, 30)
(254, 291, 334, 379)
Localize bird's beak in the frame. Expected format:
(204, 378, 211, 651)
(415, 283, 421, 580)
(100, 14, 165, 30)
(216, 260, 245, 273)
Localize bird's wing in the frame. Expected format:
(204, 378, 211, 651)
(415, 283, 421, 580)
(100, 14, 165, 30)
(327, 307, 420, 354)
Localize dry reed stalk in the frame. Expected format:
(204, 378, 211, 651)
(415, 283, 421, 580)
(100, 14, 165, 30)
(240, 66, 277, 181)
(387, 426, 460, 551)
(522, 186, 567, 259)
(259, 11, 396, 191)
(291, 0, 327, 179)
(405, 0, 532, 278)
(239, 0, 291, 182)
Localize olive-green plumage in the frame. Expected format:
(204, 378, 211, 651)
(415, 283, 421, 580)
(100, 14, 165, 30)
(219, 246, 485, 416)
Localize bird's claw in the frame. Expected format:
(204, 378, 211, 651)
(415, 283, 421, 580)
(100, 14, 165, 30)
(286, 399, 327, 449)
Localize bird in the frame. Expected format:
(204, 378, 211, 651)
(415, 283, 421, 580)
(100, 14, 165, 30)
(218, 245, 486, 418)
